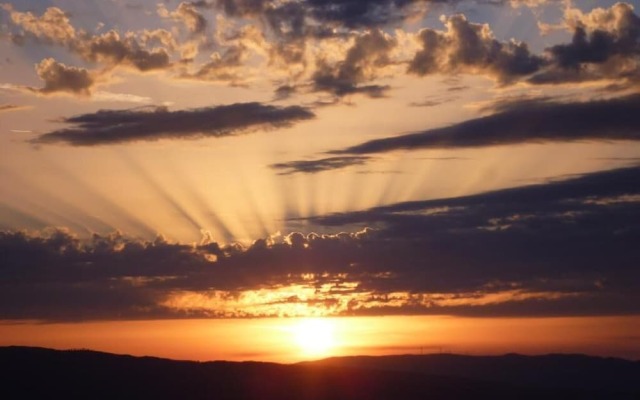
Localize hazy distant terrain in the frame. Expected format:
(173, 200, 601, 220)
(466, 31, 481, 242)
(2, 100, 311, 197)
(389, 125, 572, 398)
(2, 347, 638, 399)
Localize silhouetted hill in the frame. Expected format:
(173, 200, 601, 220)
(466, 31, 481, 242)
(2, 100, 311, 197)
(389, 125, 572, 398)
(304, 353, 640, 393)
(1, 347, 638, 399)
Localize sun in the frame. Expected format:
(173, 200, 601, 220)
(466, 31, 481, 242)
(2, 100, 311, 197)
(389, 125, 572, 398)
(291, 318, 336, 357)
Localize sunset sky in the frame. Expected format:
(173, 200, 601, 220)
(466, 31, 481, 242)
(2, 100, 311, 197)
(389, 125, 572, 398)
(0, 0, 639, 361)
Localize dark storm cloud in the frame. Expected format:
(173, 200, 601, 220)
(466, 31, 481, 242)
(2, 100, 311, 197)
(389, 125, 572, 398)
(270, 156, 372, 174)
(0, 166, 638, 320)
(32, 102, 315, 146)
(334, 93, 640, 155)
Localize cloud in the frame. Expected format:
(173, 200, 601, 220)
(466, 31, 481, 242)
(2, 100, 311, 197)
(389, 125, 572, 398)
(173, 2, 640, 89)
(33, 102, 314, 146)
(409, 3, 639, 87)
(197, 1, 416, 89)
(1, 58, 98, 96)
(298, 165, 640, 314)
(333, 93, 640, 155)
(0, 104, 26, 112)
(182, 44, 247, 83)
(215, 0, 269, 18)
(274, 84, 297, 100)
(270, 156, 372, 174)
(530, 2, 640, 84)
(263, 2, 636, 90)
(304, 0, 430, 28)
(408, 14, 544, 84)
(2, 6, 174, 73)
(2, 5, 76, 46)
(158, 2, 208, 35)
(215, 0, 431, 29)
(78, 30, 172, 71)
(0, 230, 205, 321)
(3, 69, 151, 101)
(409, 95, 458, 107)
(139, 29, 179, 52)
(33, 58, 96, 95)
(3, 2, 638, 98)
(0, 166, 638, 320)
(274, 93, 640, 173)
(311, 29, 397, 97)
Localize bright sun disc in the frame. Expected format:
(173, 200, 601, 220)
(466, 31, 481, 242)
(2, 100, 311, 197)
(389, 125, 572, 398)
(291, 318, 336, 357)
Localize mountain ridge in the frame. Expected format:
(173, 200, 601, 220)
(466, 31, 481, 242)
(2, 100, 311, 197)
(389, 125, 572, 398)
(2, 346, 638, 399)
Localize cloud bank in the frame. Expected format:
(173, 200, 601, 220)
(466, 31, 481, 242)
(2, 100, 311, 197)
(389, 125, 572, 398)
(340, 93, 640, 154)
(274, 93, 640, 174)
(33, 102, 315, 146)
(0, 166, 637, 320)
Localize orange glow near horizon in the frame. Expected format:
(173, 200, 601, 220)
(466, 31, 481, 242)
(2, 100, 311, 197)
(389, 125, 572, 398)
(0, 315, 638, 363)
(158, 284, 582, 318)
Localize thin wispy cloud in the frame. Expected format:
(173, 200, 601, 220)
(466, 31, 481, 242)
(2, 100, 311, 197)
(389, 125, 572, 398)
(0, 104, 26, 112)
(271, 156, 372, 175)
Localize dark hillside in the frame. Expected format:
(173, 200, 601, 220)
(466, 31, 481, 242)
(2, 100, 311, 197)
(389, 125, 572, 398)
(1, 347, 638, 400)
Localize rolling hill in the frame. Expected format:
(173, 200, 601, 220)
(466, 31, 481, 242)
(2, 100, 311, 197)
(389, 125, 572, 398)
(1, 347, 638, 399)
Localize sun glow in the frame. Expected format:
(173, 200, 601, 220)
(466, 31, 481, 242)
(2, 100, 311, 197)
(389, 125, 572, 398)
(291, 318, 336, 358)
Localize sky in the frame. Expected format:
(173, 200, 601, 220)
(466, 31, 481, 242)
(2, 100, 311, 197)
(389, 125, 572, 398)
(0, 0, 639, 360)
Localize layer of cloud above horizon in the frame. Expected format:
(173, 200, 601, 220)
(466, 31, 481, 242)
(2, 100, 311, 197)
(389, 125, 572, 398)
(342, 94, 640, 152)
(278, 94, 640, 174)
(0, 166, 637, 321)
(33, 103, 314, 145)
